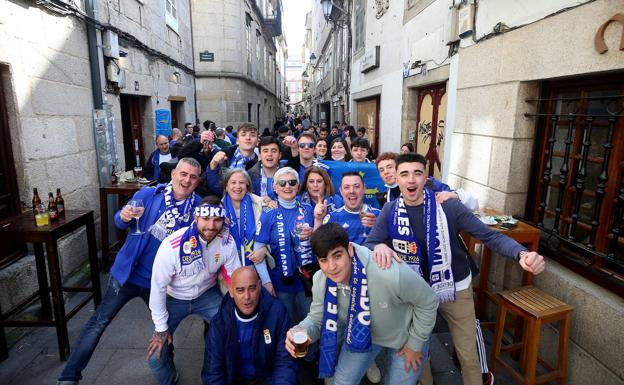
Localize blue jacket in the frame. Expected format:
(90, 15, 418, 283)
(144, 149, 170, 181)
(111, 184, 201, 287)
(202, 288, 298, 385)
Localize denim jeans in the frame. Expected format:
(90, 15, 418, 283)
(330, 339, 430, 385)
(148, 285, 222, 385)
(58, 277, 151, 384)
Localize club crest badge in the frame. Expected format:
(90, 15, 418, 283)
(263, 329, 271, 344)
(189, 236, 197, 249)
(214, 253, 221, 264)
(183, 241, 192, 254)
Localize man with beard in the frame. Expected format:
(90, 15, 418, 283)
(58, 158, 202, 385)
(148, 196, 241, 384)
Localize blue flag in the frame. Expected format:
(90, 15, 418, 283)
(155, 109, 171, 137)
(320, 160, 387, 209)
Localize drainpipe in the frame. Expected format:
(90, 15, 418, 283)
(85, 0, 103, 109)
(189, 0, 199, 125)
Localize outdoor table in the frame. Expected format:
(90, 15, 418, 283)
(462, 208, 541, 327)
(99, 181, 153, 272)
(0, 210, 102, 361)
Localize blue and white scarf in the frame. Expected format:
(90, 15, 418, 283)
(178, 222, 205, 277)
(230, 147, 255, 169)
(260, 166, 275, 199)
(148, 183, 196, 242)
(223, 193, 255, 265)
(275, 201, 314, 278)
(388, 188, 455, 302)
(319, 251, 371, 378)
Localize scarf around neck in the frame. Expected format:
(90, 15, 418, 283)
(223, 193, 255, 265)
(231, 147, 254, 169)
(319, 250, 371, 378)
(148, 183, 196, 242)
(275, 200, 313, 277)
(388, 188, 455, 302)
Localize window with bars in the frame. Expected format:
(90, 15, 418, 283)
(525, 75, 624, 291)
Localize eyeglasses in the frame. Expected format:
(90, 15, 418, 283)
(276, 179, 298, 187)
(298, 143, 315, 149)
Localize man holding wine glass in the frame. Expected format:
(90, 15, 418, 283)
(57, 158, 202, 385)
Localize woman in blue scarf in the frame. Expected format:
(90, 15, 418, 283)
(299, 166, 343, 213)
(251, 167, 315, 324)
(221, 168, 274, 295)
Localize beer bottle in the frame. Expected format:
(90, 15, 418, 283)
(48, 192, 58, 221)
(32, 188, 41, 216)
(111, 166, 118, 184)
(56, 188, 65, 217)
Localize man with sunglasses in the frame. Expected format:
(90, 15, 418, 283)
(287, 133, 330, 182)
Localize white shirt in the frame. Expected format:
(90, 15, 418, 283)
(149, 226, 241, 332)
(158, 153, 172, 164)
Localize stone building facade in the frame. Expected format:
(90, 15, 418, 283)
(348, 0, 624, 383)
(192, 0, 287, 131)
(0, 0, 195, 314)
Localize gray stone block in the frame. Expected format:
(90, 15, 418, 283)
(0, 256, 38, 311)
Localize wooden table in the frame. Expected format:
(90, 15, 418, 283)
(462, 209, 541, 326)
(0, 210, 102, 361)
(99, 182, 152, 272)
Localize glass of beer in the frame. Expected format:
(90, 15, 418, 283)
(127, 199, 145, 235)
(34, 204, 50, 227)
(292, 326, 309, 358)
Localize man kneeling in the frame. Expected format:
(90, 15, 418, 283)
(285, 223, 439, 385)
(203, 266, 297, 385)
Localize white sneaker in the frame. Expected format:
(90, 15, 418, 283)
(366, 361, 382, 383)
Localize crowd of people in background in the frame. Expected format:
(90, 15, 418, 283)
(58, 115, 546, 385)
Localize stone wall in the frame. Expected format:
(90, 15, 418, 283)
(451, 0, 624, 382)
(0, 2, 97, 309)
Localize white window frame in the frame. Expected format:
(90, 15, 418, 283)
(165, 0, 179, 32)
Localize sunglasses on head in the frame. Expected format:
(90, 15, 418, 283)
(298, 143, 315, 149)
(276, 179, 298, 187)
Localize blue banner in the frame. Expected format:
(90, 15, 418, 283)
(155, 109, 171, 137)
(320, 160, 387, 209)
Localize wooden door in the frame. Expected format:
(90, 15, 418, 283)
(0, 70, 24, 266)
(416, 84, 447, 178)
(356, 96, 380, 156)
(121, 95, 145, 169)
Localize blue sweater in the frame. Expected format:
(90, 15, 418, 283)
(203, 289, 297, 385)
(111, 184, 201, 288)
(364, 199, 526, 284)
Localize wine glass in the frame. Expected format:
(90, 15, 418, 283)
(359, 204, 374, 239)
(134, 166, 143, 180)
(128, 199, 145, 235)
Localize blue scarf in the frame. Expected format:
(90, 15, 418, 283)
(275, 200, 313, 278)
(148, 183, 196, 242)
(230, 148, 255, 169)
(387, 188, 455, 302)
(319, 251, 371, 378)
(223, 193, 255, 265)
(178, 222, 205, 277)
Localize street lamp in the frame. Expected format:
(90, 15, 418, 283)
(302, 70, 309, 80)
(309, 53, 317, 67)
(320, 0, 348, 24)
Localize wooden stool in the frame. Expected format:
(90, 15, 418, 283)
(491, 286, 573, 385)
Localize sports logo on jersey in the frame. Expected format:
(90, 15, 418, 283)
(263, 329, 272, 344)
(322, 214, 330, 224)
(214, 253, 221, 264)
(256, 220, 262, 235)
(342, 222, 349, 229)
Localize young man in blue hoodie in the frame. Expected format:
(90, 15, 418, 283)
(57, 158, 202, 385)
